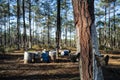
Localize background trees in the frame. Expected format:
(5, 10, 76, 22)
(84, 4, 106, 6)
(0, 0, 76, 51)
(95, 0, 120, 50)
(0, 0, 120, 51)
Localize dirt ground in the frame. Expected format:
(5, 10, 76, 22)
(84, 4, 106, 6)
(101, 50, 120, 80)
(0, 51, 120, 80)
(0, 53, 79, 80)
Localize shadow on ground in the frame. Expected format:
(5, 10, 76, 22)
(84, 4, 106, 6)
(0, 73, 79, 80)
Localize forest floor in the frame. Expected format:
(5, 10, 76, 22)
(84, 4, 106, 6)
(100, 50, 120, 80)
(0, 50, 120, 80)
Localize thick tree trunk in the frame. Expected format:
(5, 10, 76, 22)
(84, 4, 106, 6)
(72, 1, 93, 80)
(72, 0, 104, 80)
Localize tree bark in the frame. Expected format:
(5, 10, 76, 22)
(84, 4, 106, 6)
(72, 0, 104, 80)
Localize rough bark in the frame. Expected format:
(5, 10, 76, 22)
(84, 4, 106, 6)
(72, 0, 104, 80)
(72, 0, 93, 80)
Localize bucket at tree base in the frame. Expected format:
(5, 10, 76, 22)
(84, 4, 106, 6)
(24, 51, 33, 64)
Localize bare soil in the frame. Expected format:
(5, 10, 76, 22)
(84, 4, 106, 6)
(0, 53, 79, 80)
(0, 50, 120, 80)
(101, 50, 120, 80)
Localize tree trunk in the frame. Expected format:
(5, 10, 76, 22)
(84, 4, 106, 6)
(29, 0, 32, 49)
(32, 12, 35, 46)
(108, 3, 110, 39)
(70, 26, 72, 47)
(108, 3, 112, 48)
(99, 28, 101, 46)
(91, 24, 104, 80)
(65, 25, 67, 47)
(23, 0, 27, 50)
(65, 0, 68, 47)
(104, 6, 107, 48)
(113, 1, 116, 49)
(56, 0, 61, 59)
(0, 26, 1, 46)
(4, 16, 7, 48)
(47, 6, 50, 48)
(72, 0, 104, 80)
(0, 12, 2, 46)
(17, 0, 20, 50)
(8, 0, 11, 47)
